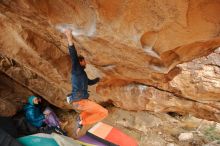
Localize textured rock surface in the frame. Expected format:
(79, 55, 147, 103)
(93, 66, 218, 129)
(0, 0, 220, 121)
(0, 72, 33, 116)
(96, 49, 220, 121)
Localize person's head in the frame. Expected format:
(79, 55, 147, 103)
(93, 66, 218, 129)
(78, 55, 86, 68)
(28, 95, 40, 105)
(43, 107, 52, 115)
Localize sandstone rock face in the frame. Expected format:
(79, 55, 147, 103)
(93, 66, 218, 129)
(0, 72, 33, 116)
(0, 0, 220, 121)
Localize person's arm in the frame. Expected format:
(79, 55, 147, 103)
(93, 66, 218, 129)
(64, 30, 81, 71)
(88, 77, 100, 86)
(26, 108, 45, 126)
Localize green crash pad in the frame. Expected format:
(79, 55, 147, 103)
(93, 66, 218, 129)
(17, 135, 59, 146)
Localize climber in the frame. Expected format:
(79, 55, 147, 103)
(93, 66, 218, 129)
(24, 95, 66, 135)
(64, 29, 108, 136)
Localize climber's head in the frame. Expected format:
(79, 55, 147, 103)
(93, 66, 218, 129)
(78, 55, 86, 68)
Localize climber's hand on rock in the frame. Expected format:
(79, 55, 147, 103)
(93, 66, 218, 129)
(64, 29, 72, 38)
(64, 29, 74, 46)
(95, 77, 100, 83)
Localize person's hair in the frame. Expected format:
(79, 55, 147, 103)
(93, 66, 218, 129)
(78, 55, 85, 62)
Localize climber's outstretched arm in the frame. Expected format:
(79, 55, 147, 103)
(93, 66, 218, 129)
(64, 30, 81, 71)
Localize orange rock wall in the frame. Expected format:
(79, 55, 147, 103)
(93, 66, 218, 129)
(0, 0, 220, 121)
